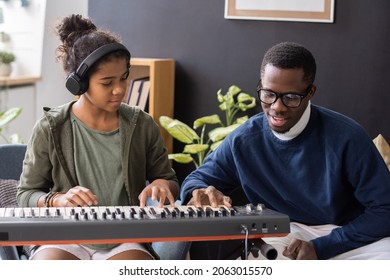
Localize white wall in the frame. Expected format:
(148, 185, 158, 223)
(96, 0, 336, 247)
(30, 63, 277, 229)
(35, 0, 88, 115)
(0, 0, 88, 144)
(0, 0, 46, 77)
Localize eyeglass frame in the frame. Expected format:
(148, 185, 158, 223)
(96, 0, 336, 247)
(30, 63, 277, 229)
(256, 80, 313, 108)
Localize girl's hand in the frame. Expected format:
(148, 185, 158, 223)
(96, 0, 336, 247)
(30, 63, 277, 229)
(53, 186, 98, 207)
(138, 179, 176, 208)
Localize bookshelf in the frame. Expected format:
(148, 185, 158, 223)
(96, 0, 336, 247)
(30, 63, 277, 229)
(126, 58, 175, 153)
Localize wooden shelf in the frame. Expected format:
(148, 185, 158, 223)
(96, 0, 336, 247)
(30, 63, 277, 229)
(127, 58, 175, 153)
(0, 76, 41, 87)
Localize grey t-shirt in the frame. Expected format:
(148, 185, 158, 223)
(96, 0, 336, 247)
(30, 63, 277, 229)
(71, 113, 129, 250)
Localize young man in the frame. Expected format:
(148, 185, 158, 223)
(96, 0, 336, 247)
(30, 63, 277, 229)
(180, 42, 390, 260)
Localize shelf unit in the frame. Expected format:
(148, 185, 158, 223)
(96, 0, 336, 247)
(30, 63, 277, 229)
(127, 58, 175, 153)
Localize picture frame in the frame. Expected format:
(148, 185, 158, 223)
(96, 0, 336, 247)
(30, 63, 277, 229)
(224, 0, 335, 23)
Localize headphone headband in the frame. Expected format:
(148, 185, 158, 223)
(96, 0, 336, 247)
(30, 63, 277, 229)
(66, 43, 130, 95)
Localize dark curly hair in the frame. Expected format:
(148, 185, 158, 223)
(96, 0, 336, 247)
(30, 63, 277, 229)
(260, 42, 316, 84)
(55, 14, 130, 76)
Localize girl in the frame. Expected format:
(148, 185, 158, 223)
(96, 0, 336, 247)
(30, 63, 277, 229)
(16, 14, 179, 260)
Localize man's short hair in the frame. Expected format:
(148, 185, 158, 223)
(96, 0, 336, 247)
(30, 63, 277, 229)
(260, 42, 316, 84)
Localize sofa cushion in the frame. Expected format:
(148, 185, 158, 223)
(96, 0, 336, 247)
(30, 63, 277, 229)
(0, 179, 19, 208)
(373, 134, 390, 171)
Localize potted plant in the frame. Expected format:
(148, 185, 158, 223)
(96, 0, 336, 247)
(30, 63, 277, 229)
(0, 107, 23, 143)
(159, 85, 256, 169)
(0, 50, 16, 76)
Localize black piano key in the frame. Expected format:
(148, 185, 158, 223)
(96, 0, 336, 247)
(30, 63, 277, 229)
(196, 207, 204, 217)
(187, 207, 196, 218)
(205, 207, 212, 217)
(173, 207, 185, 218)
(150, 208, 157, 215)
(220, 207, 228, 216)
(129, 211, 135, 219)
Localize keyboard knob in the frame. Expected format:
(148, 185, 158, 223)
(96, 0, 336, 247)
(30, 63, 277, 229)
(257, 203, 265, 211)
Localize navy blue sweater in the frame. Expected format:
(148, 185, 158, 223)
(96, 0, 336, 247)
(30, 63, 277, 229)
(181, 105, 390, 259)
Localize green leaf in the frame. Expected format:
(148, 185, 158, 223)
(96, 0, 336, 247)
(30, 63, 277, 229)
(159, 116, 173, 128)
(8, 133, 23, 144)
(168, 153, 194, 164)
(208, 123, 241, 142)
(210, 140, 223, 151)
(193, 114, 221, 129)
(159, 116, 199, 144)
(237, 92, 256, 111)
(234, 115, 249, 125)
(0, 107, 22, 127)
(183, 144, 209, 154)
(227, 85, 241, 96)
(219, 102, 228, 111)
(217, 89, 224, 102)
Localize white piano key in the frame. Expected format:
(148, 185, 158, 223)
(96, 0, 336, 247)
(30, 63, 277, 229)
(0, 207, 6, 217)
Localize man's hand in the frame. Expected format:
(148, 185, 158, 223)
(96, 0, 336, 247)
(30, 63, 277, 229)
(187, 186, 232, 208)
(282, 238, 318, 260)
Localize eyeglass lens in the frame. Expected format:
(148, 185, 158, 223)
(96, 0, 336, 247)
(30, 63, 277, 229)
(259, 90, 303, 108)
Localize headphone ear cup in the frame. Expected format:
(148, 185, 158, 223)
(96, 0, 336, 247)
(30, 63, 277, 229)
(66, 73, 88, 95)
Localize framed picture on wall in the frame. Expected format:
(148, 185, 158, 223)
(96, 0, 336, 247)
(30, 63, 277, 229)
(224, 0, 335, 23)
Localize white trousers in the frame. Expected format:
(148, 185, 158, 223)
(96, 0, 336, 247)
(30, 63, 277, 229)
(251, 222, 390, 260)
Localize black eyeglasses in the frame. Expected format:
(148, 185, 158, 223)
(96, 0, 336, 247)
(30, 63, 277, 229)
(256, 81, 312, 108)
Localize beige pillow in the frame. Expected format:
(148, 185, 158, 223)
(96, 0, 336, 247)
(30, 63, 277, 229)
(373, 134, 390, 171)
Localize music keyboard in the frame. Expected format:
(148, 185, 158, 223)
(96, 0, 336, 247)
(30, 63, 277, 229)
(0, 204, 290, 245)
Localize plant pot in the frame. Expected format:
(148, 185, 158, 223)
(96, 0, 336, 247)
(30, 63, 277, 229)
(0, 63, 12, 77)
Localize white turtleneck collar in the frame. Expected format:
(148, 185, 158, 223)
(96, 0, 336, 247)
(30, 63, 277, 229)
(272, 101, 311, 140)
